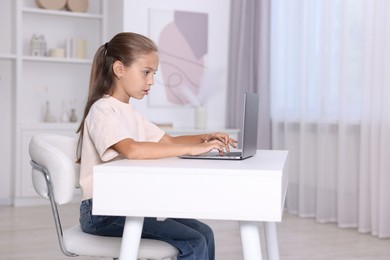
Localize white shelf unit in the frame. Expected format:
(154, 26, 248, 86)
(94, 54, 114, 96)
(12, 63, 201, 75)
(14, 0, 106, 206)
(0, 54, 17, 59)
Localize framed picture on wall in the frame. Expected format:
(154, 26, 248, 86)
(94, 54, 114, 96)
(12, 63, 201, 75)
(122, 0, 230, 128)
(148, 8, 210, 107)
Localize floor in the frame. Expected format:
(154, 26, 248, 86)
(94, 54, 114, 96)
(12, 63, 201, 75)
(0, 204, 389, 260)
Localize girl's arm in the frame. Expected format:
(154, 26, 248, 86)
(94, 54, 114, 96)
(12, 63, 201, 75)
(112, 137, 227, 160)
(160, 132, 237, 151)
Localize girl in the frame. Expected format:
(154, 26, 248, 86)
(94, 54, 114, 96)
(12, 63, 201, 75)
(76, 32, 236, 260)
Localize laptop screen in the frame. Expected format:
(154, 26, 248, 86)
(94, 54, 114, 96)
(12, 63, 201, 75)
(241, 92, 259, 158)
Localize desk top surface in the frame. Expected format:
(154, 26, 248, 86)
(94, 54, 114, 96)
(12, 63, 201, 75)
(94, 149, 288, 177)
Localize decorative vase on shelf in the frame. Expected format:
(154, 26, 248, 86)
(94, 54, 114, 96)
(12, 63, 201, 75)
(30, 34, 47, 56)
(30, 34, 40, 56)
(195, 106, 207, 129)
(60, 111, 69, 122)
(43, 101, 57, 123)
(60, 101, 69, 122)
(69, 109, 78, 122)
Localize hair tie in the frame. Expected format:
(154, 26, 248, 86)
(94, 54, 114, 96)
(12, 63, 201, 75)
(104, 42, 109, 56)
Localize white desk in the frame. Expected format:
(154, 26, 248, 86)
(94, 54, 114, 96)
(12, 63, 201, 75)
(93, 150, 289, 260)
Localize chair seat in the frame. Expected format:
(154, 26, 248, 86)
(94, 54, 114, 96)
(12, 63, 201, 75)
(64, 224, 179, 259)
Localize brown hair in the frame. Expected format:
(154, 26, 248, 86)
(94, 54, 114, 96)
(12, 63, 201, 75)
(76, 32, 158, 163)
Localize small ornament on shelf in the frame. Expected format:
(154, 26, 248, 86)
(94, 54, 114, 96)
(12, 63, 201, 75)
(60, 111, 69, 122)
(66, 37, 87, 59)
(69, 109, 78, 122)
(68, 99, 78, 122)
(49, 48, 65, 58)
(60, 100, 70, 122)
(35, 0, 89, 13)
(30, 34, 47, 56)
(66, 0, 89, 13)
(36, 0, 67, 10)
(43, 101, 57, 123)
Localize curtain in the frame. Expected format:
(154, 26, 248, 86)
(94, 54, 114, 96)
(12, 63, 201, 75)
(226, 0, 271, 149)
(270, 0, 390, 238)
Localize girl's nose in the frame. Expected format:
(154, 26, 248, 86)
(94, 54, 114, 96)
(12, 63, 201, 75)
(148, 75, 155, 86)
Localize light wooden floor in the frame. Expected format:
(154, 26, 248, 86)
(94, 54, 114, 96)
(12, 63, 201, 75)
(0, 204, 389, 260)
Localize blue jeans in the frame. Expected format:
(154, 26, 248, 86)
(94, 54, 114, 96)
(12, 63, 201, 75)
(80, 199, 215, 260)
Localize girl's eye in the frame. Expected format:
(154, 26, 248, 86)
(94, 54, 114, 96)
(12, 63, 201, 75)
(143, 70, 156, 76)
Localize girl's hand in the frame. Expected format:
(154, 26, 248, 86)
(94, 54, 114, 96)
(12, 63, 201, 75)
(189, 139, 226, 156)
(204, 132, 237, 152)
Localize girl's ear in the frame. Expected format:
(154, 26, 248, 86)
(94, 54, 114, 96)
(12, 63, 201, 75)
(113, 60, 123, 79)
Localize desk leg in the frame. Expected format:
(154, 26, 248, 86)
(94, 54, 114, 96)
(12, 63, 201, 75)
(119, 216, 144, 260)
(264, 222, 280, 260)
(239, 221, 262, 260)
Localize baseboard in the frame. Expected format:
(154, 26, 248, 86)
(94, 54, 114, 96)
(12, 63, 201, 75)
(13, 197, 50, 207)
(0, 198, 13, 207)
(13, 194, 82, 207)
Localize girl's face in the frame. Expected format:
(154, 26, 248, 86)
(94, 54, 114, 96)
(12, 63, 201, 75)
(112, 51, 159, 102)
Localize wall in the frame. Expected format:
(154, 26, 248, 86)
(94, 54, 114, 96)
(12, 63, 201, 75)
(106, 0, 124, 40)
(0, 0, 14, 206)
(0, 61, 14, 205)
(120, 0, 231, 129)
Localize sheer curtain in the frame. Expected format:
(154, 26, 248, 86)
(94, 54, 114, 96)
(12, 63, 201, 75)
(270, 0, 390, 238)
(227, 0, 271, 149)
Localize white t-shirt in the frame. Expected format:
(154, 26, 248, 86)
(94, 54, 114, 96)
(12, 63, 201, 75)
(79, 95, 165, 200)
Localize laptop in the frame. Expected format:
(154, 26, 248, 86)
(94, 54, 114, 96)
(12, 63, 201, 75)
(179, 92, 259, 160)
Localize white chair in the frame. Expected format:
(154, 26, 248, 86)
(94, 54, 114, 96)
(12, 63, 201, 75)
(29, 133, 178, 260)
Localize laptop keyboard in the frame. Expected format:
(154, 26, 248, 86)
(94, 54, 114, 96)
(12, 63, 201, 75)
(222, 152, 241, 157)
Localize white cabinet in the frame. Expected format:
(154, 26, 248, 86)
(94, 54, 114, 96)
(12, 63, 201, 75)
(13, 0, 106, 205)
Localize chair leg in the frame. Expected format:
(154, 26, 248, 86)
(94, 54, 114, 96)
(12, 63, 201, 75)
(114, 255, 176, 259)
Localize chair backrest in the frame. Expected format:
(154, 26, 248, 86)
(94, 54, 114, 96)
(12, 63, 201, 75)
(29, 134, 179, 260)
(29, 134, 79, 205)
